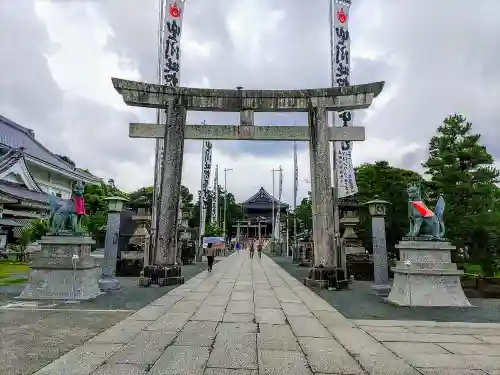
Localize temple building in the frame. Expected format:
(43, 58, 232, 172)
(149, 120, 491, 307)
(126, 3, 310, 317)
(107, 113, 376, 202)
(0, 115, 101, 243)
(237, 187, 289, 240)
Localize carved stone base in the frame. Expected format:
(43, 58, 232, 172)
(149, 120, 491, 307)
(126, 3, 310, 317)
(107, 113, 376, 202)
(372, 283, 391, 297)
(159, 276, 185, 286)
(303, 267, 348, 290)
(19, 236, 102, 300)
(139, 265, 184, 287)
(98, 277, 120, 291)
(386, 240, 472, 307)
(139, 275, 151, 287)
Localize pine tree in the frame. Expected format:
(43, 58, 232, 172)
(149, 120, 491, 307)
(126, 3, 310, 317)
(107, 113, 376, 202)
(422, 114, 500, 275)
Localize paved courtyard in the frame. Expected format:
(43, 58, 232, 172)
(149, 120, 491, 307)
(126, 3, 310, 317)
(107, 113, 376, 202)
(273, 256, 500, 323)
(32, 252, 500, 375)
(0, 262, 209, 375)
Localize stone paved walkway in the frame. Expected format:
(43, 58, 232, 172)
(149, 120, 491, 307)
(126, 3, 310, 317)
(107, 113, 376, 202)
(33, 252, 500, 375)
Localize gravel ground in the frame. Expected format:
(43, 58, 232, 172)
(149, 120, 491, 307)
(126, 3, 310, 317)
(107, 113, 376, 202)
(0, 261, 210, 375)
(272, 255, 500, 323)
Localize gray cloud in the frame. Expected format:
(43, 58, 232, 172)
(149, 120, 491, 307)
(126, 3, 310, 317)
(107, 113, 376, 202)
(358, 0, 500, 163)
(0, 0, 63, 125)
(98, 0, 393, 158)
(2, 0, 500, 195)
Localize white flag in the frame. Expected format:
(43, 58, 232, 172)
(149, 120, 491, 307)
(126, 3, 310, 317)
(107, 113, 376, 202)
(331, 0, 358, 198)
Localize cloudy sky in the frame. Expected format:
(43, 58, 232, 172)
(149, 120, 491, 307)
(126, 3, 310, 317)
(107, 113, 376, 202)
(2, 0, 500, 205)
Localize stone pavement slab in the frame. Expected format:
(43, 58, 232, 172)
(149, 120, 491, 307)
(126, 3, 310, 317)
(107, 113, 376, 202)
(32, 252, 500, 375)
(353, 318, 500, 374)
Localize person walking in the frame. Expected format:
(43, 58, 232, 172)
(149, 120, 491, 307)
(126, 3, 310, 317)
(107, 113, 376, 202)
(257, 241, 262, 258)
(249, 240, 255, 259)
(206, 243, 215, 272)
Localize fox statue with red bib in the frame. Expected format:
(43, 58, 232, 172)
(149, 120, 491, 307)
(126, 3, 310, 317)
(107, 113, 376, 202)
(406, 184, 445, 240)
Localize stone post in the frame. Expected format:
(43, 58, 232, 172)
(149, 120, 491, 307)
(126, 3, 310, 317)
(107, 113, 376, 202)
(363, 198, 392, 296)
(307, 99, 335, 268)
(99, 196, 128, 291)
(156, 99, 186, 266)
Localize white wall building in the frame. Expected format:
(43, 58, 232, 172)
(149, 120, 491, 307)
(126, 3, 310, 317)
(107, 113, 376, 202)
(0, 115, 101, 242)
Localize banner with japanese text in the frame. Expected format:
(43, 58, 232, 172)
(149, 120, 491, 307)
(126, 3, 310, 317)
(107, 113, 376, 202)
(200, 140, 212, 237)
(332, 0, 358, 198)
(211, 164, 219, 226)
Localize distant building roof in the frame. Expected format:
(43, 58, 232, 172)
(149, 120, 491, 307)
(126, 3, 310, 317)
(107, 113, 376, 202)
(241, 187, 289, 210)
(0, 147, 24, 175)
(0, 180, 49, 204)
(0, 115, 101, 184)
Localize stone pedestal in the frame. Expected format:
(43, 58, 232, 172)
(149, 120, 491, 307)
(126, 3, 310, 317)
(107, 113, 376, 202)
(19, 236, 102, 301)
(304, 266, 347, 289)
(139, 265, 184, 287)
(386, 239, 471, 307)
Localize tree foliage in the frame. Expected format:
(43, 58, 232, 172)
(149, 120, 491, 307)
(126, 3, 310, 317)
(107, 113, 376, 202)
(422, 114, 500, 275)
(355, 161, 424, 255)
(20, 219, 48, 247)
(81, 181, 117, 237)
(189, 185, 244, 237)
(295, 193, 312, 234)
(128, 185, 193, 212)
(203, 222, 223, 237)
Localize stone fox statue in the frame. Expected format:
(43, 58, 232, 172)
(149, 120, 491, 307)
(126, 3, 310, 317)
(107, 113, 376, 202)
(406, 184, 446, 240)
(48, 181, 86, 235)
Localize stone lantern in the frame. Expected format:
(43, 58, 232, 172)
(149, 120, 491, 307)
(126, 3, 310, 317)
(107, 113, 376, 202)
(99, 196, 128, 291)
(362, 197, 392, 296)
(338, 196, 366, 255)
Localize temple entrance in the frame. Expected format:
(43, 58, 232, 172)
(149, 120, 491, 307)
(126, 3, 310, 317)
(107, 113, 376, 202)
(235, 187, 288, 243)
(112, 77, 384, 285)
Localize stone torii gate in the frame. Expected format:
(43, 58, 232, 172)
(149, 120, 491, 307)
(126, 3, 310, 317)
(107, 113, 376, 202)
(112, 77, 384, 284)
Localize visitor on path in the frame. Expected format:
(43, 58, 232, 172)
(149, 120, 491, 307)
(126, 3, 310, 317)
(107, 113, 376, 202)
(249, 241, 255, 258)
(206, 243, 215, 272)
(236, 242, 241, 252)
(257, 241, 262, 258)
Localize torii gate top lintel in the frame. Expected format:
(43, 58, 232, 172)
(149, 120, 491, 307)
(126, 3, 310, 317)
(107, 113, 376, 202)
(111, 77, 385, 112)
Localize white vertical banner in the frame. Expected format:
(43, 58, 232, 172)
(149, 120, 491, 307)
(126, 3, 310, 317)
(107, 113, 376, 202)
(331, 0, 357, 198)
(293, 142, 298, 251)
(151, 0, 186, 256)
(211, 164, 219, 226)
(275, 167, 283, 241)
(199, 141, 212, 237)
(293, 142, 298, 211)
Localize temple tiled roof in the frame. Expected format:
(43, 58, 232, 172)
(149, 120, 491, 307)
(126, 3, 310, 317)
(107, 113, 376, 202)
(242, 187, 289, 210)
(0, 115, 101, 184)
(0, 181, 50, 204)
(0, 148, 23, 174)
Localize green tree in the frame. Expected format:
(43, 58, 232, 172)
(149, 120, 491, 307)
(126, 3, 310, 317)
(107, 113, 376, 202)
(295, 193, 312, 233)
(81, 182, 113, 238)
(422, 114, 500, 275)
(18, 219, 49, 261)
(204, 222, 223, 236)
(129, 186, 153, 210)
(190, 185, 243, 237)
(84, 182, 111, 215)
(355, 161, 424, 255)
(128, 185, 193, 213)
